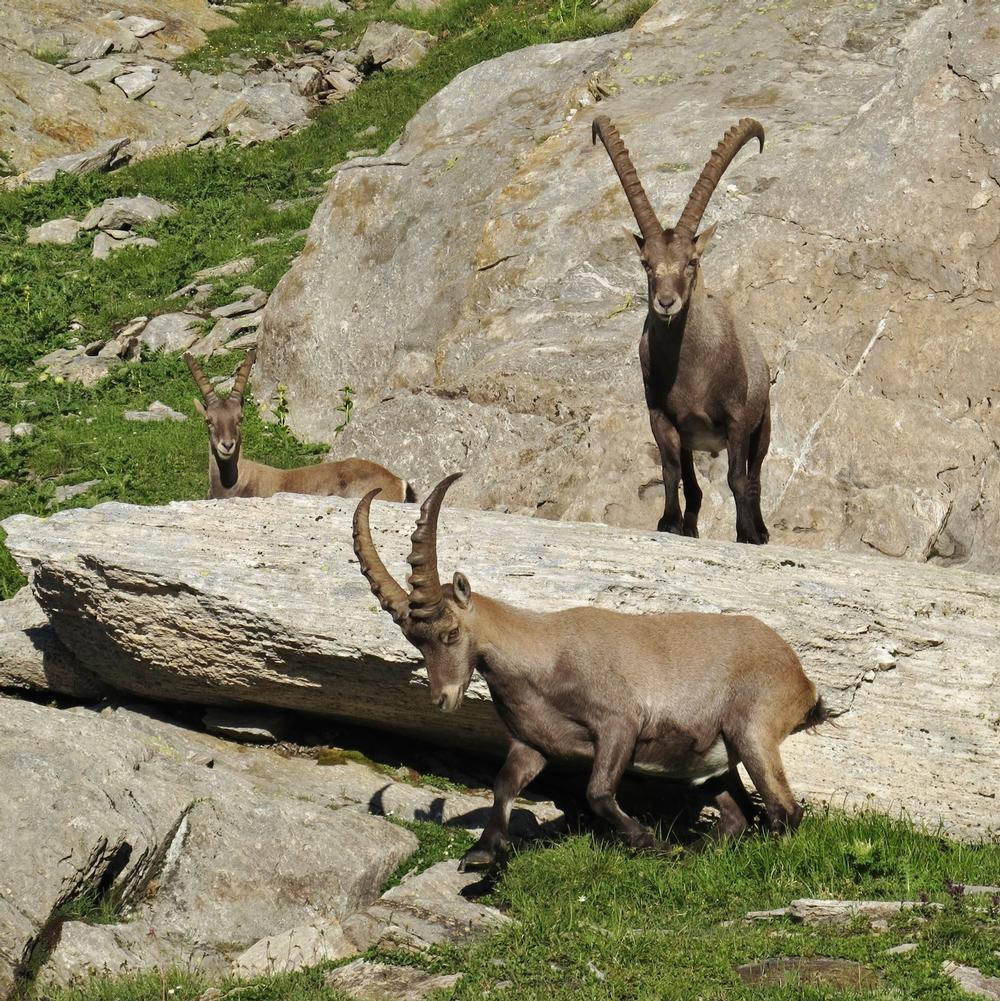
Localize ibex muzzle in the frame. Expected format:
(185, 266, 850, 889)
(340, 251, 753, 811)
(354, 475, 827, 870)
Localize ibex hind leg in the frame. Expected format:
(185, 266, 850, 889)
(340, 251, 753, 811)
(728, 728, 803, 834)
(747, 406, 771, 544)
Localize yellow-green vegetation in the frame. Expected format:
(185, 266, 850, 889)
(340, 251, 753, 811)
(0, 0, 647, 600)
(38, 811, 1000, 1001)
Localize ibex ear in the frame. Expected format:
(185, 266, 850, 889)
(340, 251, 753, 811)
(193, 399, 207, 418)
(693, 221, 718, 258)
(628, 228, 644, 251)
(452, 572, 472, 609)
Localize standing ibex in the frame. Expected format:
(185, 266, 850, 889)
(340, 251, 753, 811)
(593, 116, 772, 544)
(353, 474, 826, 869)
(186, 350, 412, 502)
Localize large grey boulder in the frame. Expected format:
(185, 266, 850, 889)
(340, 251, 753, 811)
(0, 697, 418, 994)
(2, 495, 998, 842)
(256, 0, 1000, 571)
(355, 22, 433, 72)
(80, 194, 177, 231)
(12, 137, 131, 186)
(25, 217, 83, 245)
(138, 312, 203, 352)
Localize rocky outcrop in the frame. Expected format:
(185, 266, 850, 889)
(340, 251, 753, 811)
(3, 495, 998, 841)
(0, 697, 418, 995)
(0, 0, 367, 181)
(0, 695, 554, 994)
(257, 0, 1000, 571)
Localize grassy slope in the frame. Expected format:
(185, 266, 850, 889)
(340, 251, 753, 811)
(0, 0, 642, 598)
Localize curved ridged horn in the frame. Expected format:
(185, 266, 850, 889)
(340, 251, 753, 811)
(406, 473, 462, 621)
(675, 118, 764, 238)
(184, 352, 219, 404)
(353, 488, 410, 624)
(592, 115, 664, 247)
(231, 349, 256, 402)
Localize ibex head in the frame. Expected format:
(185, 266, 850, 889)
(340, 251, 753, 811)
(185, 349, 256, 463)
(353, 473, 474, 713)
(593, 116, 764, 320)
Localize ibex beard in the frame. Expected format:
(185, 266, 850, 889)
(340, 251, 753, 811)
(354, 474, 827, 870)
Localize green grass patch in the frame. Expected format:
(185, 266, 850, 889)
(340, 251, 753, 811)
(384, 817, 477, 889)
(57, 887, 124, 927)
(316, 745, 471, 793)
(33, 48, 68, 65)
(35, 811, 1000, 1001)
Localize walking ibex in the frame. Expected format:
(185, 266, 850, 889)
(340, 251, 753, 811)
(593, 116, 772, 544)
(186, 350, 412, 502)
(353, 474, 826, 869)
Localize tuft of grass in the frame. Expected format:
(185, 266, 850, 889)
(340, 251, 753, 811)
(33, 48, 68, 65)
(57, 887, 123, 927)
(384, 818, 477, 889)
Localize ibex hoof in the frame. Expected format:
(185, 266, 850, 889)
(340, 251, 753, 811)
(626, 830, 657, 850)
(458, 847, 496, 871)
(656, 519, 684, 535)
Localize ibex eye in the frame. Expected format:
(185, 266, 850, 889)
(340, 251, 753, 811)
(444, 629, 460, 644)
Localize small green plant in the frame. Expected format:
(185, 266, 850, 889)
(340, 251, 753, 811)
(33, 47, 68, 65)
(606, 291, 635, 319)
(274, 382, 289, 427)
(334, 383, 354, 434)
(546, 0, 582, 28)
(58, 885, 123, 926)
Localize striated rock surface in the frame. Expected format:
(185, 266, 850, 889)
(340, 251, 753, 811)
(257, 0, 1000, 571)
(2, 494, 998, 841)
(0, 697, 419, 995)
(0, 587, 101, 698)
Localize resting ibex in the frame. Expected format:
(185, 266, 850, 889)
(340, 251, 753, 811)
(593, 116, 772, 544)
(354, 474, 826, 869)
(186, 350, 412, 502)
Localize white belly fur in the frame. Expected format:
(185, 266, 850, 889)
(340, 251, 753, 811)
(628, 737, 733, 785)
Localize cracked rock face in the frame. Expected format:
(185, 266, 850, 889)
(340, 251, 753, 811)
(258, 0, 1000, 571)
(0, 697, 418, 995)
(2, 494, 998, 841)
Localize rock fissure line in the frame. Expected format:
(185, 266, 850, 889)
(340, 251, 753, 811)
(773, 301, 899, 511)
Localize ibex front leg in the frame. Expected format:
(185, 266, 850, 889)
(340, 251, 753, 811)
(649, 408, 684, 535)
(459, 740, 547, 871)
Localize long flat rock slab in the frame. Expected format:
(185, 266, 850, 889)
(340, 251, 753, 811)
(3, 495, 998, 840)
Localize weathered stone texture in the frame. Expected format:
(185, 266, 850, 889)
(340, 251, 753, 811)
(0, 697, 418, 994)
(2, 495, 997, 842)
(257, 0, 1000, 571)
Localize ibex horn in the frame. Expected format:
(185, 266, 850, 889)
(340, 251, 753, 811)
(353, 489, 410, 625)
(592, 115, 665, 248)
(184, 352, 219, 405)
(674, 118, 764, 238)
(406, 473, 462, 621)
(231, 349, 256, 403)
